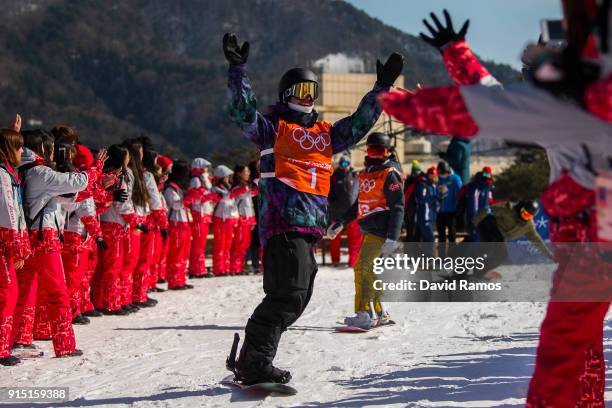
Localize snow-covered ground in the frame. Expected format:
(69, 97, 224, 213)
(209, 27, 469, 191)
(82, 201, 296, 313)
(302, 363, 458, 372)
(3, 265, 611, 407)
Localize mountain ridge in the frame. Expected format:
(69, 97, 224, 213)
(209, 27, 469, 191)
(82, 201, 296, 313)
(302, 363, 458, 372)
(0, 0, 517, 159)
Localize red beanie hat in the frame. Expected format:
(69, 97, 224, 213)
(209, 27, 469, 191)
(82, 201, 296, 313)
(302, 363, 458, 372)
(72, 144, 94, 170)
(157, 155, 173, 172)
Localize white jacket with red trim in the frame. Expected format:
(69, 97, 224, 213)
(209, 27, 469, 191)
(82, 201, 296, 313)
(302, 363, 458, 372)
(0, 161, 29, 260)
(20, 148, 88, 233)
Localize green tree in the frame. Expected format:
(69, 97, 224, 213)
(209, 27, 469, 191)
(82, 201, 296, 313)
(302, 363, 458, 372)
(494, 148, 550, 200)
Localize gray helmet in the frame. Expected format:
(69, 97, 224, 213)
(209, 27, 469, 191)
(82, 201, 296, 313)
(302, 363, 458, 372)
(213, 165, 234, 178)
(191, 157, 211, 170)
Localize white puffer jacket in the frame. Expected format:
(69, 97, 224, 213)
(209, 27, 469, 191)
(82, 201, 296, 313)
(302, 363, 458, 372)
(100, 168, 137, 228)
(189, 174, 214, 217)
(213, 185, 238, 220)
(164, 182, 190, 223)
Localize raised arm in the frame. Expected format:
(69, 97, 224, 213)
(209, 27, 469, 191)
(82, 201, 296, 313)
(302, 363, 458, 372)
(224, 34, 276, 148)
(381, 86, 479, 137)
(420, 10, 499, 87)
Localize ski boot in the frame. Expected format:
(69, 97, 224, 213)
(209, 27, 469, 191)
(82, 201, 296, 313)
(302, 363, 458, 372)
(57, 349, 83, 358)
(72, 314, 91, 325)
(343, 311, 373, 329)
(135, 298, 158, 308)
(226, 333, 292, 385)
(12, 343, 36, 350)
(0, 356, 21, 366)
(83, 309, 103, 317)
(376, 311, 393, 327)
(101, 308, 129, 316)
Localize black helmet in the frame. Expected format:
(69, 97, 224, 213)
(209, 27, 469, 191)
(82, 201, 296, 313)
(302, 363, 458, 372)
(278, 68, 318, 101)
(516, 200, 540, 217)
(366, 132, 391, 148)
(437, 161, 451, 174)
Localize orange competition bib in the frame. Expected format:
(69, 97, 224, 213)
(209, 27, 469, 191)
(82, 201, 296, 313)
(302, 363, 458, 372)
(357, 167, 394, 220)
(272, 119, 334, 196)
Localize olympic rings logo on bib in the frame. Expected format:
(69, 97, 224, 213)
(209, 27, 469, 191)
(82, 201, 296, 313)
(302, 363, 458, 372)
(359, 179, 376, 193)
(292, 128, 331, 152)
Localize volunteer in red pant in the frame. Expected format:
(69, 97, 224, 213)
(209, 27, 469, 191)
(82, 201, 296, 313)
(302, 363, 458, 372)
(152, 155, 172, 286)
(92, 144, 132, 315)
(62, 144, 107, 325)
(188, 158, 214, 278)
(142, 149, 168, 293)
(229, 165, 257, 274)
(123, 140, 156, 309)
(212, 165, 238, 276)
(0, 125, 30, 366)
(14, 137, 100, 357)
(163, 160, 197, 290)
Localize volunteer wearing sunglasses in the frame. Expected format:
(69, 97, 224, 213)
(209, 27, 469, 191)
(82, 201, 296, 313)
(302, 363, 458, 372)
(222, 32, 404, 385)
(472, 200, 553, 280)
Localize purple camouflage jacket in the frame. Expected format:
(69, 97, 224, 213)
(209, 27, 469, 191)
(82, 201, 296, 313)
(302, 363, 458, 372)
(226, 64, 387, 243)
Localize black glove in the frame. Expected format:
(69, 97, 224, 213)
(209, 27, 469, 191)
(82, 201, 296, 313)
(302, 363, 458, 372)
(96, 237, 108, 251)
(160, 229, 168, 241)
(223, 33, 250, 65)
(420, 9, 469, 51)
(376, 52, 404, 87)
(136, 224, 150, 233)
(113, 188, 128, 203)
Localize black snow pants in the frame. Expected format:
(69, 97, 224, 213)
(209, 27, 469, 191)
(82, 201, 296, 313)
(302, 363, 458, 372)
(243, 232, 318, 367)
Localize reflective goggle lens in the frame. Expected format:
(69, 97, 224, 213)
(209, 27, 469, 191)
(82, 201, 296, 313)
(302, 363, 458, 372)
(367, 146, 388, 158)
(520, 209, 535, 221)
(288, 82, 318, 100)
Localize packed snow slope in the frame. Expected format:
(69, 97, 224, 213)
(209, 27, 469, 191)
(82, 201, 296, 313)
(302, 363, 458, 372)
(3, 265, 611, 407)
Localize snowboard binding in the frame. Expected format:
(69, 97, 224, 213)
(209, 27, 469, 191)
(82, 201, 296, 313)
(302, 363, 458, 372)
(226, 332, 240, 380)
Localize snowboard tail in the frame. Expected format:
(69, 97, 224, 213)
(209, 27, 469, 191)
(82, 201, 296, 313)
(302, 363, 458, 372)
(221, 375, 298, 395)
(224, 332, 297, 395)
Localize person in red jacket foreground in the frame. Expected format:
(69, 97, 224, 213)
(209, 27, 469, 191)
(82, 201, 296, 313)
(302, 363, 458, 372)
(382, 6, 612, 406)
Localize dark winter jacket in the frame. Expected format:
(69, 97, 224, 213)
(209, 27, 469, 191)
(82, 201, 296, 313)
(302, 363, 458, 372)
(328, 167, 358, 222)
(227, 64, 386, 243)
(473, 201, 553, 259)
(415, 175, 439, 224)
(444, 137, 471, 184)
(465, 176, 493, 224)
(340, 159, 404, 241)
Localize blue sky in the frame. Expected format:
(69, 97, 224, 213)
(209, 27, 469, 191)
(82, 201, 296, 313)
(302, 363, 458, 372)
(346, 0, 563, 68)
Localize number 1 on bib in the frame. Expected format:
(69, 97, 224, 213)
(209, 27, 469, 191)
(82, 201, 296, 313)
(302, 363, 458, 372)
(307, 168, 317, 189)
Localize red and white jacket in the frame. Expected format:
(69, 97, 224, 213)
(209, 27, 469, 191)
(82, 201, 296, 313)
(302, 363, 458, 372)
(20, 148, 95, 255)
(163, 182, 199, 225)
(232, 183, 258, 226)
(212, 185, 239, 220)
(63, 197, 101, 253)
(0, 160, 30, 261)
(99, 168, 139, 239)
(144, 171, 168, 231)
(189, 172, 215, 223)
